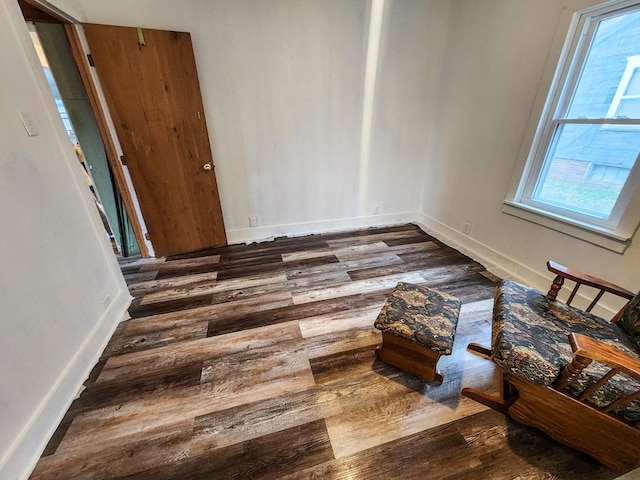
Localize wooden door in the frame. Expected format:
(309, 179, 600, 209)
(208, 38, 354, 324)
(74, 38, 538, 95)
(83, 24, 226, 257)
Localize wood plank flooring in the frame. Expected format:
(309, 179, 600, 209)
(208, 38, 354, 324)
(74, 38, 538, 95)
(31, 224, 633, 479)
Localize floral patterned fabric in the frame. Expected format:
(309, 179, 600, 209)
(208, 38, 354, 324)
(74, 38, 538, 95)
(374, 282, 461, 355)
(492, 279, 640, 422)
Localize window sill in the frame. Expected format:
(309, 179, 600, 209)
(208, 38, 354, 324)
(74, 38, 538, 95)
(502, 201, 632, 254)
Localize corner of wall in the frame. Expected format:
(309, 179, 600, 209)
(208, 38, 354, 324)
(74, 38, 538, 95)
(416, 211, 620, 319)
(417, 211, 546, 281)
(0, 289, 131, 480)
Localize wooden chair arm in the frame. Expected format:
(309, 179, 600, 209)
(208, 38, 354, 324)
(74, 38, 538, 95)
(547, 260, 634, 300)
(569, 333, 640, 379)
(554, 332, 640, 418)
(546, 260, 634, 320)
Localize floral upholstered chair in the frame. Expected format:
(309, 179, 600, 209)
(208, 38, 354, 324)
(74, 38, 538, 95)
(462, 261, 640, 470)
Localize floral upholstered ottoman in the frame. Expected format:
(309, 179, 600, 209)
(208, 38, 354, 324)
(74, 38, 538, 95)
(374, 282, 461, 384)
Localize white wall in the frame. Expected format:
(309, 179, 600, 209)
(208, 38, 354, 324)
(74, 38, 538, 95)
(0, 2, 131, 478)
(368, 0, 451, 226)
(419, 0, 640, 310)
(62, 0, 451, 242)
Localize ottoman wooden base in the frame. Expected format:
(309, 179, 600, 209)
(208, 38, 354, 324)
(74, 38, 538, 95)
(376, 331, 443, 384)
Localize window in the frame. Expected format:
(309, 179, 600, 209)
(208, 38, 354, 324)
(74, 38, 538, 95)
(505, 1, 640, 253)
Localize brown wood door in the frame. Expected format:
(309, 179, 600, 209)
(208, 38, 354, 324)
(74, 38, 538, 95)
(83, 24, 226, 257)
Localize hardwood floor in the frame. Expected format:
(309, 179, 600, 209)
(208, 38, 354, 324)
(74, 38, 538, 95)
(31, 224, 632, 479)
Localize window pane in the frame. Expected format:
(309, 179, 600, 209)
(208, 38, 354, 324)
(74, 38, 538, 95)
(617, 97, 640, 118)
(533, 123, 640, 217)
(626, 68, 640, 95)
(566, 10, 640, 119)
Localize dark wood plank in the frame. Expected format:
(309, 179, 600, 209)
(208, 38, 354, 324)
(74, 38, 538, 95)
(383, 232, 440, 247)
(420, 270, 498, 303)
(32, 420, 195, 479)
(120, 264, 143, 275)
(279, 421, 479, 480)
(128, 293, 214, 318)
(309, 345, 379, 384)
(215, 255, 341, 281)
(73, 362, 204, 414)
(218, 238, 332, 262)
(155, 253, 284, 279)
(122, 420, 334, 480)
(206, 290, 388, 337)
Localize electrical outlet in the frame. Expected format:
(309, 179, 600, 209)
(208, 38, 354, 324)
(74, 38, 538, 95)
(249, 216, 258, 227)
(19, 110, 39, 136)
(463, 221, 472, 235)
(102, 295, 112, 311)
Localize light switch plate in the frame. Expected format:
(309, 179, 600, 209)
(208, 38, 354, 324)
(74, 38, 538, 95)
(19, 110, 39, 136)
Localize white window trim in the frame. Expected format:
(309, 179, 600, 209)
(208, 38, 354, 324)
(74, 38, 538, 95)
(603, 53, 640, 129)
(504, 0, 640, 254)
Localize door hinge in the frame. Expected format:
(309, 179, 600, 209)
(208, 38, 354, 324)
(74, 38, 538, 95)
(137, 28, 146, 47)
(87, 53, 95, 67)
(120, 155, 126, 165)
(144, 232, 150, 241)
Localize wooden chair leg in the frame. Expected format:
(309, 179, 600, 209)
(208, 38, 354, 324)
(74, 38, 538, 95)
(462, 369, 516, 415)
(461, 387, 511, 414)
(467, 342, 492, 358)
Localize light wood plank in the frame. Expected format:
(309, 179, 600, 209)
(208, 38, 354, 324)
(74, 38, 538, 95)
(281, 241, 391, 262)
(298, 305, 382, 338)
(324, 229, 428, 248)
(127, 271, 218, 294)
(139, 272, 287, 304)
(291, 271, 425, 305)
(98, 316, 299, 382)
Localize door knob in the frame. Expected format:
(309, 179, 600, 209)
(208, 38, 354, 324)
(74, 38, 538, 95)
(203, 163, 212, 171)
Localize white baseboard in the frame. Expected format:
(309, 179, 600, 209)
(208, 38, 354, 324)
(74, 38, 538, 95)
(226, 211, 419, 244)
(417, 212, 547, 285)
(416, 212, 618, 319)
(229, 210, 615, 314)
(0, 289, 132, 480)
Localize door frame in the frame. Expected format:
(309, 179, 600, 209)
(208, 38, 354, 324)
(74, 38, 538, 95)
(19, 0, 151, 257)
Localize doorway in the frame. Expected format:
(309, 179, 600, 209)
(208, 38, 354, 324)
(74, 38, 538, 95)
(82, 24, 228, 256)
(18, 1, 228, 257)
(25, 20, 140, 256)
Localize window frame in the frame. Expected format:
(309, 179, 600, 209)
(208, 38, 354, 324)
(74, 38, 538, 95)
(504, 0, 640, 254)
